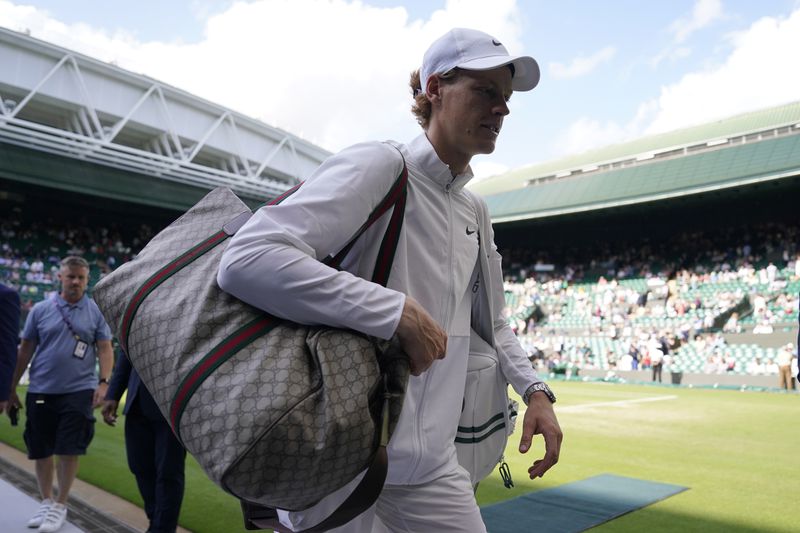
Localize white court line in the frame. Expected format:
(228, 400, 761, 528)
(558, 395, 678, 412)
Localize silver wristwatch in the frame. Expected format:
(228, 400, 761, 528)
(523, 382, 556, 405)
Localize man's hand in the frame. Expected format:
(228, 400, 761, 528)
(518, 392, 562, 479)
(93, 383, 109, 408)
(395, 297, 447, 376)
(6, 391, 21, 413)
(101, 400, 119, 426)
(5, 392, 22, 425)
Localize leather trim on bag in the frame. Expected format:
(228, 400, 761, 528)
(223, 210, 255, 236)
(326, 165, 408, 270)
(372, 168, 408, 286)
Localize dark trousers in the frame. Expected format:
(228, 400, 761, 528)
(652, 362, 663, 382)
(125, 402, 186, 533)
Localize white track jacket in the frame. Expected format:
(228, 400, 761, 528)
(217, 133, 541, 488)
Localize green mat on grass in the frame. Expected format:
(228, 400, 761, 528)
(481, 473, 688, 533)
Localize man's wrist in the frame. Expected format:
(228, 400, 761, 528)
(98, 378, 110, 385)
(523, 382, 556, 405)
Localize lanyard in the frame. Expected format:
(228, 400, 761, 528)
(52, 296, 85, 342)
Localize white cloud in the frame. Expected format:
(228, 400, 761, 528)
(549, 46, 616, 80)
(557, 8, 800, 157)
(553, 117, 629, 157)
(0, 0, 526, 151)
(646, 8, 800, 135)
(471, 160, 510, 181)
(649, 45, 691, 68)
(552, 100, 659, 157)
(669, 0, 724, 43)
(650, 0, 723, 68)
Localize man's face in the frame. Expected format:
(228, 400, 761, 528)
(58, 265, 89, 302)
(432, 67, 514, 161)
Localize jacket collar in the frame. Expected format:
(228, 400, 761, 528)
(406, 134, 474, 193)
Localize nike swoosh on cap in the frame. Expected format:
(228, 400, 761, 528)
(492, 39, 502, 46)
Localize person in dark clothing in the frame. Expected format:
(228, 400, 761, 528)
(0, 282, 21, 416)
(102, 351, 186, 533)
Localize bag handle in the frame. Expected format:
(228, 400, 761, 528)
(241, 446, 388, 532)
(323, 158, 408, 286)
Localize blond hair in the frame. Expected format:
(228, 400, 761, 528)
(409, 68, 459, 129)
(60, 256, 89, 270)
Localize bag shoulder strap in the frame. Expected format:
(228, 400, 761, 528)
(323, 147, 407, 287)
(265, 144, 407, 288)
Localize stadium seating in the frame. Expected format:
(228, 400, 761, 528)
(1, 217, 154, 323)
(2, 208, 797, 379)
(502, 220, 799, 378)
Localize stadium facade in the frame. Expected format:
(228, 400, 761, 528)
(2, 23, 797, 237)
(0, 27, 330, 213)
(467, 100, 800, 261)
(471, 100, 800, 223)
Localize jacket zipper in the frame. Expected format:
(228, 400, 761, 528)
(408, 179, 456, 481)
(443, 179, 456, 335)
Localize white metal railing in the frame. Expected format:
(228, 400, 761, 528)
(0, 27, 330, 200)
(0, 116, 289, 198)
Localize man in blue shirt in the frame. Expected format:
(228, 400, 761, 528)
(9, 256, 113, 533)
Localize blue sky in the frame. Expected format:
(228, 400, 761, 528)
(1, 0, 798, 179)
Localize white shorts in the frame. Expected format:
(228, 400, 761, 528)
(280, 466, 486, 533)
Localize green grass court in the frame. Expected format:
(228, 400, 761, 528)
(1, 381, 796, 533)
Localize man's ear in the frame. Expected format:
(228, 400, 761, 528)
(426, 74, 442, 105)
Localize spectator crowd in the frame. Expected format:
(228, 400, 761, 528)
(500, 220, 799, 389)
(2, 206, 798, 389)
(1, 210, 156, 323)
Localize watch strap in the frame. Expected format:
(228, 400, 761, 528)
(523, 382, 556, 405)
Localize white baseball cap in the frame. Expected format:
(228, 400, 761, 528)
(421, 28, 540, 92)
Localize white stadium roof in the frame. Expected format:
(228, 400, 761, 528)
(0, 27, 331, 201)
